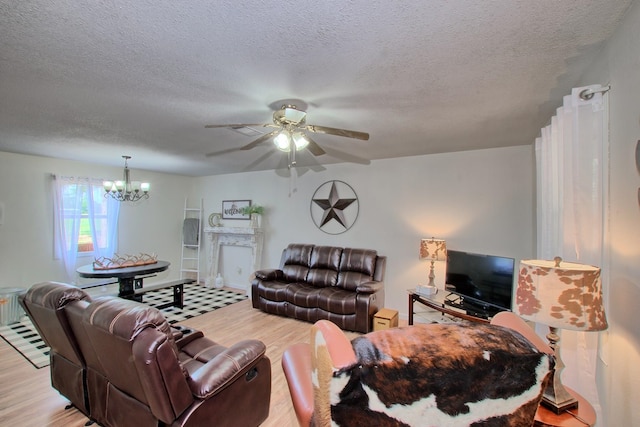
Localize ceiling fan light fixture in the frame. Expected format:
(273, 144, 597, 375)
(283, 106, 307, 124)
(292, 132, 309, 150)
(274, 131, 291, 152)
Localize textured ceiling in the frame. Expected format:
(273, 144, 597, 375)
(0, 0, 632, 176)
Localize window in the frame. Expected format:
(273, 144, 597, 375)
(61, 183, 111, 253)
(53, 175, 120, 282)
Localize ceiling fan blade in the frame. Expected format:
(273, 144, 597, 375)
(204, 123, 267, 128)
(241, 129, 280, 150)
(306, 124, 369, 141)
(305, 135, 326, 156)
(242, 149, 277, 171)
(205, 147, 242, 157)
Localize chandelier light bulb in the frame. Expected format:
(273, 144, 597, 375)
(274, 131, 291, 151)
(292, 132, 309, 150)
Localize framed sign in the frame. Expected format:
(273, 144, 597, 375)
(222, 200, 251, 219)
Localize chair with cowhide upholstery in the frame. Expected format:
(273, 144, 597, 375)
(282, 313, 553, 426)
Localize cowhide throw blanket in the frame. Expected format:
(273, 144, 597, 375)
(317, 323, 552, 427)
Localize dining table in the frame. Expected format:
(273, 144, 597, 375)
(77, 260, 170, 300)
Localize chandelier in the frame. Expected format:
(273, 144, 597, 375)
(103, 155, 150, 202)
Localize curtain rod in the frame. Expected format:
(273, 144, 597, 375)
(579, 85, 611, 101)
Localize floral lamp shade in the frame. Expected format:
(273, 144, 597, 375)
(419, 238, 447, 261)
(514, 257, 607, 332)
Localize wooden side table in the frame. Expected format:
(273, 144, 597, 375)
(534, 387, 596, 427)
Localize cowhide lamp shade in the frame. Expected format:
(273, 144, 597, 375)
(514, 256, 607, 413)
(515, 256, 607, 332)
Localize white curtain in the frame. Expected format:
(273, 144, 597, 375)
(52, 175, 120, 282)
(534, 84, 609, 423)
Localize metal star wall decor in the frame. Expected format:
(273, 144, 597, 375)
(310, 180, 359, 234)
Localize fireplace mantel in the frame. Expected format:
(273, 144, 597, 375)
(203, 226, 264, 294)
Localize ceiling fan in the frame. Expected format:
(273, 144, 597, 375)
(205, 104, 369, 168)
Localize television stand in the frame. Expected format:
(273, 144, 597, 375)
(407, 289, 490, 325)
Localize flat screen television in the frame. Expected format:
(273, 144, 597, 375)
(445, 250, 515, 318)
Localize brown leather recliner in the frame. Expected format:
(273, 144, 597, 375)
(19, 282, 92, 418)
(78, 295, 272, 427)
(22, 282, 271, 427)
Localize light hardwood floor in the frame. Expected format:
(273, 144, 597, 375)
(0, 293, 375, 426)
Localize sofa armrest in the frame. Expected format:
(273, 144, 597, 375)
(187, 339, 267, 399)
(255, 269, 284, 281)
(356, 281, 384, 294)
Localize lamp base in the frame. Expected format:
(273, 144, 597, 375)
(427, 259, 436, 286)
(541, 326, 580, 414)
(541, 394, 579, 415)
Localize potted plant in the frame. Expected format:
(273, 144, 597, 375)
(241, 204, 264, 227)
(240, 205, 264, 215)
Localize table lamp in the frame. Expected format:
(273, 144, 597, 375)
(514, 256, 608, 414)
(419, 238, 447, 286)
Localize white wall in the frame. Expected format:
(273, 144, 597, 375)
(581, 2, 640, 425)
(0, 151, 193, 287)
(192, 145, 534, 317)
(0, 145, 533, 309)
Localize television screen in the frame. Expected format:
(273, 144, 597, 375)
(445, 250, 515, 316)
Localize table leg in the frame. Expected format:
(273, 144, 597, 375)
(408, 293, 414, 325)
(119, 277, 143, 302)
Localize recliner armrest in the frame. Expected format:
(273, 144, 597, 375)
(255, 269, 284, 281)
(355, 281, 384, 294)
(174, 329, 205, 348)
(187, 339, 267, 399)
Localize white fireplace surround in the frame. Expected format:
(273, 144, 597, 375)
(203, 226, 264, 294)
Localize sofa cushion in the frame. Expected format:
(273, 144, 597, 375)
(317, 287, 357, 315)
(306, 246, 342, 287)
(286, 283, 319, 308)
(282, 244, 314, 282)
(336, 248, 377, 291)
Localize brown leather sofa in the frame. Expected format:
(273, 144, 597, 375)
(21, 281, 271, 427)
(251, 243, 386, 333)
(282, 314, 553, 426)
